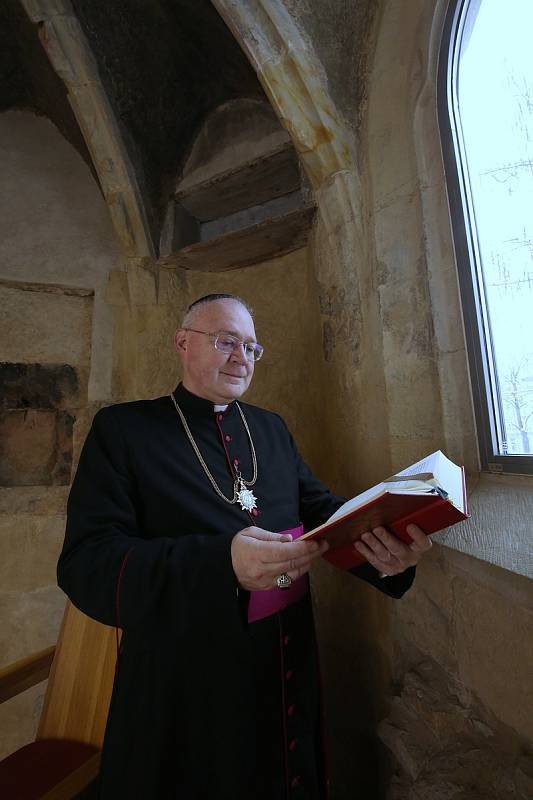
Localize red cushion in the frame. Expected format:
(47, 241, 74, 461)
(0, 739, 99, 800)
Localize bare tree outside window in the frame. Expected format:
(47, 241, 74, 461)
(456, 0, 533, 457)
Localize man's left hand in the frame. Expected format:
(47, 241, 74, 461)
(353, 523, 431, 576)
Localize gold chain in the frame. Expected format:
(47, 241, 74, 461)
(169, 392, 257, 505)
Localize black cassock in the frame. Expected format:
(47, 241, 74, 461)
(58, 383, 414, 800)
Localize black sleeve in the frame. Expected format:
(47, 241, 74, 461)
(286, 422, 415, 599)
(58, 407, 238, 631)
(349, 562, 416, 598)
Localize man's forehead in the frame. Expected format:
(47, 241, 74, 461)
(195, 299, 254, 330)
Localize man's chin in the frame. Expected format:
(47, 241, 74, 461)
(219, 375, 248, 399)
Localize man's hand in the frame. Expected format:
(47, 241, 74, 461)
(231, 527, 329, 591)
(353, 524, 431, 576)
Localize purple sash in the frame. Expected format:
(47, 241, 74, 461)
(247, 524, 308, 623)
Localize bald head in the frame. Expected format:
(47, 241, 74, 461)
(181, 293, 253, 329)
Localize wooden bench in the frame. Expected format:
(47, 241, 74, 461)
(0, 602, 116, 800)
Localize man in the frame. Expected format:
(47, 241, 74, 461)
(58, 293, 430, 799)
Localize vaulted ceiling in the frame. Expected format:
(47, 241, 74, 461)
(1, 0, 268, 253)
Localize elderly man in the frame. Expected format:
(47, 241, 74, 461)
(58, 293, 430, 799)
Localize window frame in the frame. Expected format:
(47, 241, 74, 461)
(437, 0, 533, 476)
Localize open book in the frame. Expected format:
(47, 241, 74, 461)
(302, 450, 469, 571)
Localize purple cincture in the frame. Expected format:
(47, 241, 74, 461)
(247, 524, 309, 623)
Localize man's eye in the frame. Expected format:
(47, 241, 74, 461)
(219, 337, 236, 348)
(244, 343, 255, 354)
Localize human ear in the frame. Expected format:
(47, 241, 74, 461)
(174, 328, 187, 356)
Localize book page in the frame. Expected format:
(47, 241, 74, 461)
(434, 451, 465, 513)
(326, 450, 464, 524)
(394, 451, 440, 478)
(327, 484, 387, 522)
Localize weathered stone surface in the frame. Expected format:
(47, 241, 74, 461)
(0, 363, 81, 410)
(0, 488, 69, 518)
(387, 544, 533, 798)
(393, 545, 533, 731)
(298, 0, 378, 131)
(380, 652, 533, 800)
(0, 283, 93, 368)
(0, 515, 65, 593)
(435, 472, 533, 580)
(0, 409, 73, 487)
(453, 571, 533, 742)
(0, 585, 65, 669)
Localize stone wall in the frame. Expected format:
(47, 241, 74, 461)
(0, 109, 122, 759)
(381, 545, 533, 800)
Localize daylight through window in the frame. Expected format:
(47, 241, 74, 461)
(442, 0, 533, 472)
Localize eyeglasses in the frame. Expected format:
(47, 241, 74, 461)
(183, 328, 264, 362)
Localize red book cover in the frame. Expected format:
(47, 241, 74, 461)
(304, 467, 469, 571)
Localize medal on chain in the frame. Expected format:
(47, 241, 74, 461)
(235, 470, 258, 512)
(170, 393, 259, 512)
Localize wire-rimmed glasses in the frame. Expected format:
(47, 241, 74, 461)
(182, 328, 264, 362)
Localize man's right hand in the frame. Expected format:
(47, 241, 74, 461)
(231, 527, 328, 591)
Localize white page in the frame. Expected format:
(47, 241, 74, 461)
(327, 450, 464, 523)
(327, 483, 387, 522)
(434, 450, 465, 513)
(394, 451, 440, 478)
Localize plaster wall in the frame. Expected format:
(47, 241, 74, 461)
(0, 110, 122, 758)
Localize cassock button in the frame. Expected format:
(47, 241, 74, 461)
(217, 414, 223, 422)
(225, 434, 231, 442)
(283, 634, 290, 647)
(287, 704, 295, 717)
(289, 738, 297, 751)
(290, 776, 301, 789)
(251, 508, 258, 517)
(233, 457, 240, 466)
(285, 669, 294, 681)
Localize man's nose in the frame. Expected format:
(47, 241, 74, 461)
(230, 343, 248, 364)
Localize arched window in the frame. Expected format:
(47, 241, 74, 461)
(439, 0, 533, 474)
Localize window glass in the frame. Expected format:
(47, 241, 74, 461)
(455, 0, 533, 456)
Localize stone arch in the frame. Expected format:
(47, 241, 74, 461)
(212, 1, 356, 190)
(21, 0, 155, 259)
(212, 0, 390, 494)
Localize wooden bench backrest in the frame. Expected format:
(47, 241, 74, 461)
(37, 602, 117, 748)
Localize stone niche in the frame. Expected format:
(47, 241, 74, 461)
(159, 98, 315, 271)
(0, 363, 79, 486)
